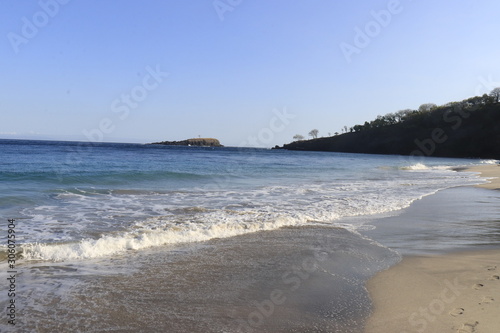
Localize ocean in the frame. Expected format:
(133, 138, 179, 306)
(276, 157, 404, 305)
(0, 139, 498, 332)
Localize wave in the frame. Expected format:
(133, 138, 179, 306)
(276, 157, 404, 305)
(19, 216, 311, 261)
(400, 163, 430, 170)
(3, 157, 487, 263)
(399, 163, 453, 171)
(13, 187, 430, 262)
(479, 159, 499, 165)
(13, 186, 419, 262)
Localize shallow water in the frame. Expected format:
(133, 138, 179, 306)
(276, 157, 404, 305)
(0, 139, 489, 261)
(0, 139, 497, 332)
(362, 186, 500, 255)
(9, 227, 400, 333)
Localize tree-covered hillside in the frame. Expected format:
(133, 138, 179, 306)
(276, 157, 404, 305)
(280, 91, 500, 159)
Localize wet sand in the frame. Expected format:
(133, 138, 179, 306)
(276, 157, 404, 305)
(465, 164, 500, 190)
(365, 250, 500, 333)
(365, 164, 500, 333)
(360, 185, 500, 255)
(25, 226, 399, 333)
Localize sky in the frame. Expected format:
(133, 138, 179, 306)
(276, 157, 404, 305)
(1, 0, 500, 147)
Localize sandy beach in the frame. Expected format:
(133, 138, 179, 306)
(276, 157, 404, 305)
(365, 250, 500, 333)
(365, 165, 500, 333)
(465, 164, 500, 190)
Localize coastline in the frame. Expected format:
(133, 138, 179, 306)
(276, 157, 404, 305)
(365, 164, 500, 333)
(463, 164, 500, 190)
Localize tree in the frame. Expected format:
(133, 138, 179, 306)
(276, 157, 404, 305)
(372, 115, 385, 128)
(378, 112, 397, 125)
(394, 109, 414, 122)
(308, 129, 319, 139)
(352, 124, 364, 132)
(490, 87, 500, 103)
(293, 134, 305, 141)
(464, 96, 484, 107)
(482, 94, 495, 104)
(418, 103, 437, 113)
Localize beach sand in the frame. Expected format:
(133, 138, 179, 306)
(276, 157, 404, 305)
(365, 164, 500, 333)
(365, 250, 500, 333)
(465, 164, 500, 190)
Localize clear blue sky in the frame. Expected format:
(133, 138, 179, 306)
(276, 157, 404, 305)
(2, 0, 500, 147)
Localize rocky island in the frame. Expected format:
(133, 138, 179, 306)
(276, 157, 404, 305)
(151, 138, 223, 147)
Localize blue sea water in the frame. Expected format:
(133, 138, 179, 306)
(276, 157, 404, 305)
(0, 139, 493, 261)
(0, 139, 498, 332)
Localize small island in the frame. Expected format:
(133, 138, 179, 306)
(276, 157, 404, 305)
(151, 138, 223, 147)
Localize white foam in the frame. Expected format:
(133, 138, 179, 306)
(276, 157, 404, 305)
(400, 163, 456, 171)
(19, 183, 435, 262)
(21, 216, 303, 261)
(400, 163, 429, 170)
(479, 159, 499, 165)
(14, 160, 487, 262)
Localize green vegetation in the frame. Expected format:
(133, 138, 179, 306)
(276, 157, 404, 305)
(151, 138, 223, 147)
(281, 89, 500, 159)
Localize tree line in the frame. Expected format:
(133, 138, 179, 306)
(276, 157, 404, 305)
(292, 88, 500, 141)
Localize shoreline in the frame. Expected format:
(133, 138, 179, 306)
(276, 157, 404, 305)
(15, 226, 399, 332)
(365, 164, 500, 333)
(7, 163, 499, 332)
(462, 164, 500, 190)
